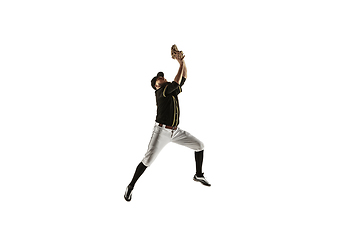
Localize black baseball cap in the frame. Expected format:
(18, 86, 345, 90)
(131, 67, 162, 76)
(151, 72, 164, 90)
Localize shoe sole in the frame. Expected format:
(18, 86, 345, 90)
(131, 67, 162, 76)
(193, 177, 211, 187)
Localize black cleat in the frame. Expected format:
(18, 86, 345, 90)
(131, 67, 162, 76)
(193, 173, 211, 187)
(124, 185, 134, 202)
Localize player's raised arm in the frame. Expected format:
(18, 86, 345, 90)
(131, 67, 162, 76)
(183, 60, 187, 79)
(174, 55, 185, 85)
(176, 54, 187, 79)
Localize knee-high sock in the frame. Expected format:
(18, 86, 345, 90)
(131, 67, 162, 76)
(195, 150, 204, 176)
(129, 162, 147, 187)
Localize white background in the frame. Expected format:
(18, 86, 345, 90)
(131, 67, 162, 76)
(1, 0, 359, 239)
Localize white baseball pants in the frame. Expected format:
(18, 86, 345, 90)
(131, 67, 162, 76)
(141, 123, 204, 167)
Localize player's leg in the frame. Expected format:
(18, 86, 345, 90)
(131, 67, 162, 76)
(141, 125, 172, 167)
(171, 128, 204, 151)
(124, 161, 147, 202)
(195, 150, 204, 177)
(171, 128, 204, 174)
(171, 128, 211, 186)
(124, 161, 146, 202)
(128, 162, 147, 188)
(125, 124, 171, 201)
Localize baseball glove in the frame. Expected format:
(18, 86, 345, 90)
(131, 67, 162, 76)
(171, 44, 184, 59)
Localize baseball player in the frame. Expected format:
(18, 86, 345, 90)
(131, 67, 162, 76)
(124, 52, 210, 202)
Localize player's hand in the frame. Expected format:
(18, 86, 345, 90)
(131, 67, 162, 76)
(176, 54, 185, 64)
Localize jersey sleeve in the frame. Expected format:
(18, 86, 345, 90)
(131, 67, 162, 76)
(179, 77, 186, 87)
(162, 77, 186, 97)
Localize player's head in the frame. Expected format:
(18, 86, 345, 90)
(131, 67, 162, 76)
(151, 72, 167, 90)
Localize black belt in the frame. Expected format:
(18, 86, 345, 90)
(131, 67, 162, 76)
(158, 123, 177, 130)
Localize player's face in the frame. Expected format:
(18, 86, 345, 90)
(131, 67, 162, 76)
(155, 77, 167, 89)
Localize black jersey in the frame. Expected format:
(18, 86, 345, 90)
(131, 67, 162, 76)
(155, 77, 186, 127)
